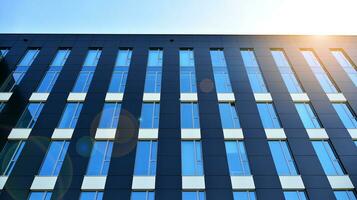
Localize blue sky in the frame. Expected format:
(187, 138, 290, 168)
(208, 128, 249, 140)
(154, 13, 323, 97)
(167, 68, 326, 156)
(1, 0, 356, 35)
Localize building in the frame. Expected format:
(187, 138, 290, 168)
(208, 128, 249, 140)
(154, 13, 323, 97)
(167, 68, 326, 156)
(0, 34, 356, 200)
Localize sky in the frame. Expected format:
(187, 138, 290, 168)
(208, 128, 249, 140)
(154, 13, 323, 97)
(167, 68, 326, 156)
(1, 0, 357, 35)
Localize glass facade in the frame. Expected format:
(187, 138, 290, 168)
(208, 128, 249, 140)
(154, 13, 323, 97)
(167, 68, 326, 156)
(225, 141, 251, 175)
(233, 191, 256, 200)
(98, 103, 121, 128)
(219, 103, 240, 128)
(0, 140, 25, 176)
(38, 141, 69, 176)
(144, 48, 163, 93)
(257, 103, 281, 128)
(182, 141, 204, 176)
(181, 103, 200, 128)
(331, 50, 357, 87)
(182, 191, 205, 200)
(15, 103, 44, 128)
(334, 191, 357, 200)
(295, 103, 321, 128)
(180, 49, 197, 93)
(332, 103, 357, 128)
(134, 141, 157, 176)
(28, 192, 52, 200)
(210, 49, 233, 93)
(80, 192, 103, 200)
(86, 140, 113, 176)
(57, 103, 83, 128)
(131, 191, 155, 200)
(269, 141, 298, 175)
(108, 49, 132, 93)
(312, 141, 345, 175)
(140, 103, 160, 128)
(283, 191, 308, 200)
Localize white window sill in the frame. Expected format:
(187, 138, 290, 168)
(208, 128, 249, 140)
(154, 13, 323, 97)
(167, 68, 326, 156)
(29, 93, 49, 102)
(30, 176, 58, 190)
(105, 93, 123, 102)
(230, 175, 255, 189)
(181, 129, 201, 140)
(81, 176, 107, 190)
(182, 176, 205, 189)
(279, 175, 305, 189)
(132, 176, 156, 190)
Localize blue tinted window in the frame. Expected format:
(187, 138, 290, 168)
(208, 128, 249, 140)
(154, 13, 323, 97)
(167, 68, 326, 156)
(271, 50, 304, 93)
(225, 141, 250, 175)
(181, 103, 200, 128)
(219, 103, 240, 128)
(58, 103, 83, 128)
(0, 102, 6, 112)
(334, 191, 357, 200)
(180, 49, 195, 67)
(0, 48, 10, 58)
(18, 49, 40, 66)
(148, 49, 163, 67)
(331, 50, 357, 87)
(108, 70, 128, 93)
(16, 103, 44, 128)
(144, 69, 162, 93)
(284, 191, 308, 200)
(182, 141, 203, 176)
(39, 141, 69, 176)
(211, 49, 232, 93)
(134, 141, 157, 175)
(269, 141, 298, 175)
(36, 66, 62, 92)
(180, 67, 197, 93)
(182, 191, 205, 200)
(332, 103, 357, 128)
(0, 140, 25, 176)
(80, 192, 104, 200)
(233, 191, 256, 200)
(301, 50, 339, 93)
(72, 70, 95, 92)
(312, 141, 344, 175)
(28, 192, 52, 200)
(140, 103, 160, 128)
(115, 49, 132, 67)
(210, 49, 227, 67)
(257, 103, 281, 128)
(86, 141, 113, 175)
(83, 49, 102, 66)
(295, 103, 321, 128)
(131, 191, 155, 200)
(50, 49, 71, 67)
(240, 49, 268, 93)
(354, 141, 357, 147)
(98, 103, 121, 128)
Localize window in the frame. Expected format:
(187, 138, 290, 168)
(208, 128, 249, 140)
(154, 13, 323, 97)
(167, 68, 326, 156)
(181, 103, 200, 128)
(57, 103, 83, 128)
(28, 192, 52, 200)
(144, 48, 163, 93)
(269, 141, 298, 175)
(332, 103, 357, 128)
(134, 141, 157, 175)
(38, 141, 69, 176)
(257, 103, 281, 128)
(219, 103, 240, 128)
(271, 49, 304, 93)
(180, 49, 196, 93)
(72, 49, 101, 92)
(295, 103, 321, 128)
(331, 50, 357, 87)
(0, 102, 6, 112)
(312, 141, 344, 175)
(301, 50, 339, 93)
(284, 191, 308, 200)
(354, 141, 357, 147)
(36, 49, 70, 93)
(334, 191, 357, 200)
(98, 103, 121, 128)
(131, 191, 155, 200)
(15, 103, 44, 128)
(182, 141, 203, 176)
(0, 140, 25, 176)
(108, 49, 132, 93)
(240, 49, 268, 93)
(80, 192, 103, 200)
(182, 191, 205, 200)
(140, 103, 160, 128)
(0, 48, 40, 92)
(86, 140, 113, 176)
(210, 49, 232, 93)
(0, 48, 10, 59)
(233, 191, 256, 200)
(225, 141, 251, 175)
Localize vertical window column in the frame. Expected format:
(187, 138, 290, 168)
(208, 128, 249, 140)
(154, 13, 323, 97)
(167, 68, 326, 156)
(257, 103, 281, 128)
(108, 48, 132, 93)
(37, 141, 69, 176)
(57, 103, 83, 129)
(331, 49, 357, 87)
(332, 103, 357, 129)
(210, 49, 233, 93)
(15, 103, 44, 129)
(144, 48, 163, 93)
(0, 140, 26, 176)
(180, 48, 197, 93)
(295, 103, 322, 129)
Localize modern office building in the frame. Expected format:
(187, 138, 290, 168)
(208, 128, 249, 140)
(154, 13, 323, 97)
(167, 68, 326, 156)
(0, 34, 356, 200)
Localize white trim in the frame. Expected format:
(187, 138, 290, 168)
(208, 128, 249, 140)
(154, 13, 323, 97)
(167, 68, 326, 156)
(254, 93, 273, 102)
(290, 93, 310, 102)
(279, 175, 305, 189)
(0, 92, 12, 102)
(138, 129, 159, 140)
(0, 176, 8, 190)
(52, 128, 74, 140)
(105, 93, 123, 102)
(8, 128, 32, 140)
(81, 176, 107, 190)
(67, 92, 87, 102)
(180, 93, 198, 102)
(264, 128, 286, 140)
(181, 129, 201, 140)
(29, 93, 49, 102)
(95, 129, 116, 140)
(223, 129, 244, 140)
(327, 176, 354, 189)
(217, 93, 235, 102)
(326, 93, 347, 103)
(30, 176, 58, 190)
(230, 176, 255, 189)
(132, 176, 156, 190)
(143, 93, 160, 102)
(182, 176, 205, 189)
(306, 128, 329, 140)
(347, 129, 357, 139)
